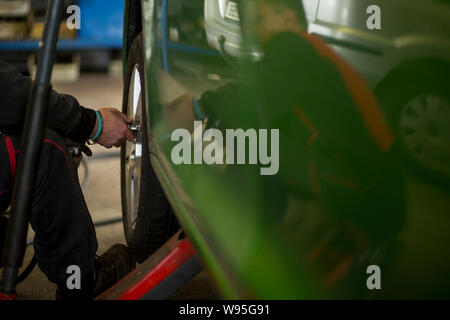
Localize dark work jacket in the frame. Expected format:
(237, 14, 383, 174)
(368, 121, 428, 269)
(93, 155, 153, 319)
(0, 61, 96, 142)
(0, 61, 97, 210)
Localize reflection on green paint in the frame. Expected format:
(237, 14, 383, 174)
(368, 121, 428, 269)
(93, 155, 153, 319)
(136, 0, 450, 299)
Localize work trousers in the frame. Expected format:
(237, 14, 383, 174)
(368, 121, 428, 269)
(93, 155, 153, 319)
(0, 129, 98, 284)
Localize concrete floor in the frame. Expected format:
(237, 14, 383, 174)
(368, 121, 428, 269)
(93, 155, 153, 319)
(6, 73, 220, 300)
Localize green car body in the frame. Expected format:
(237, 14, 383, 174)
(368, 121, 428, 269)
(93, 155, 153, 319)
(121, 0, 450, 299)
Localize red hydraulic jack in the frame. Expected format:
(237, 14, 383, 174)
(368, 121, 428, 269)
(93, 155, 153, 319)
(96, 231, 202, 300)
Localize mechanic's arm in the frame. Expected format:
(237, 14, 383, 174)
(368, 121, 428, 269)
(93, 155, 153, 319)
(163, 81, 243, 133)
(196, 82, 243, 127)
(0, 61, 133, 147)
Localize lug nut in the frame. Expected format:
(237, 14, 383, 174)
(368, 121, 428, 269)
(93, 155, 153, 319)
(129, 124, 140, 134)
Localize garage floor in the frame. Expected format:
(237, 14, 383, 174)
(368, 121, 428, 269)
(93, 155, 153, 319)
(3, 73, 221, 300)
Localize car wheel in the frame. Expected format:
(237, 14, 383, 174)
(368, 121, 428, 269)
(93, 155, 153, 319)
(121, 33, 180, 263)
(376, 61, 450, 183)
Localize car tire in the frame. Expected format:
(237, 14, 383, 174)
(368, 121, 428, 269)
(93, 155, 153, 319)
(376, 60, 450, 184)
(121, 33, 180, 263)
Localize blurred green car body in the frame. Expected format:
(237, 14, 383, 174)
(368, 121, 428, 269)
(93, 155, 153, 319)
(120, 0, 450, 299)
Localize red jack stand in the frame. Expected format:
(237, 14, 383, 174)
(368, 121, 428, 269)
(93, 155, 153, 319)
(96, 231, 202, 300)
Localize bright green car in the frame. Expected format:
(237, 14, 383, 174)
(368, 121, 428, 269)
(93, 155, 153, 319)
(120, 0, 450, 299)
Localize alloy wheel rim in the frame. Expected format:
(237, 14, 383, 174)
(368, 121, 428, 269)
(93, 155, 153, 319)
(124, 65, 143, 232)
(400, 93, 449, 162)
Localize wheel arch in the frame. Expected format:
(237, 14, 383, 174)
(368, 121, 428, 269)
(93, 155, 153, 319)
(375, 57, 450, 96)
(123, 0, 143, 77)
(373, 56, 450, 185)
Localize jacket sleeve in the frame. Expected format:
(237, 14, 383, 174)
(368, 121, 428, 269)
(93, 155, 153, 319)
(199, 82, 250, 128)
(0, 61, 96, 143)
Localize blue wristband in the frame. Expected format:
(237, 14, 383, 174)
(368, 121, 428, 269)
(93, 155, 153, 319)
(92, 110, 103, 141)
(193, 99, 207, 121)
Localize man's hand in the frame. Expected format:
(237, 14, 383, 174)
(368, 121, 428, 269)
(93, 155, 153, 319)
(90, 108, 134, 148)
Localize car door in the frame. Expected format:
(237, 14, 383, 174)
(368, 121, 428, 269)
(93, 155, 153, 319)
(141, 0, 450, 299)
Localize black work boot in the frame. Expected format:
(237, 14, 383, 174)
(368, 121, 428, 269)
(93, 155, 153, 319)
(91, 244, 135, 298)
(56, 244, 135, 300)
